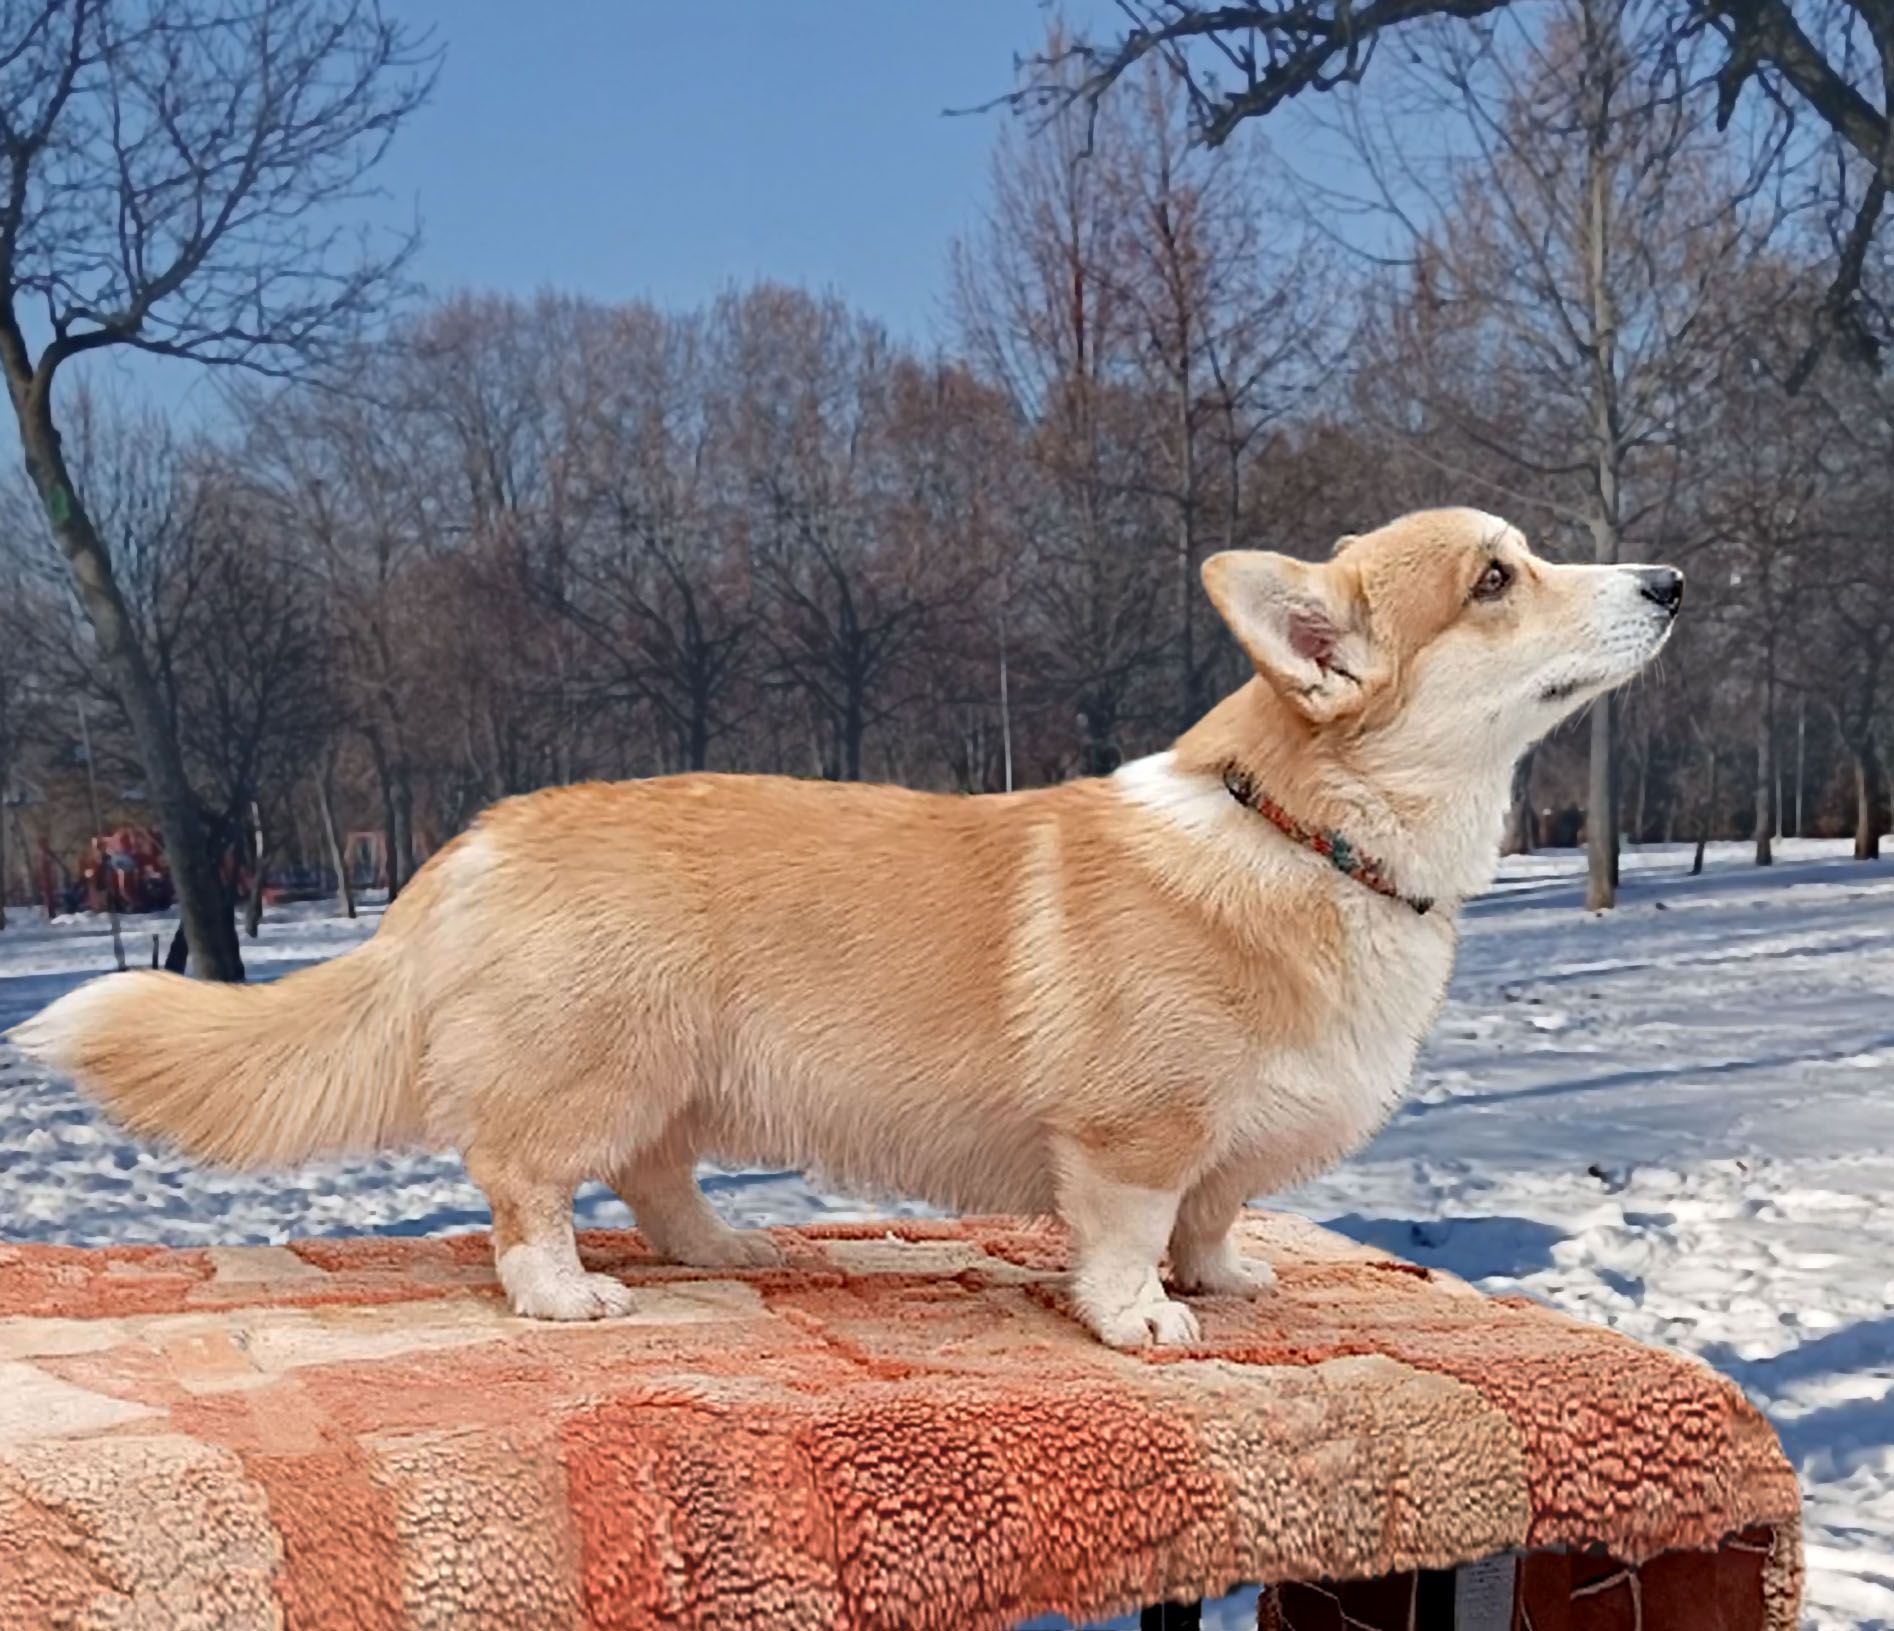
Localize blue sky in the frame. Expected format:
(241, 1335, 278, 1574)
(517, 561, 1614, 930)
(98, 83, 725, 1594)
(368, 0, 1097, 344)
(67, 1, 1374, 421)
(79, 1, 1126, 417)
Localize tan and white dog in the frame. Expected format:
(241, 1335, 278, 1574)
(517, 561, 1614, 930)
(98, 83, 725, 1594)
(8, 509, 1681, 1348)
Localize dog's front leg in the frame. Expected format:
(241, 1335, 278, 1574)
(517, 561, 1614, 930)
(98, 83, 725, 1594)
(1054, 1138, 1200, 1349)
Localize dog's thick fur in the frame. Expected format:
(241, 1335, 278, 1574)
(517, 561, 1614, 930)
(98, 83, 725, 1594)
(9, 509, 1680, 1346)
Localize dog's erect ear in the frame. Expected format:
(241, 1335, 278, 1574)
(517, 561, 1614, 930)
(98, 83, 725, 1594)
(1202, 551, 1374, 719)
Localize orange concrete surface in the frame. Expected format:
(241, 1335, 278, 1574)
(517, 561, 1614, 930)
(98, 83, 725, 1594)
(0, 1210, 1800, 1630)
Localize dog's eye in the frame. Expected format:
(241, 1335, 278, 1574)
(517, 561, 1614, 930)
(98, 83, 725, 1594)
(1471, 561, 1512, 601)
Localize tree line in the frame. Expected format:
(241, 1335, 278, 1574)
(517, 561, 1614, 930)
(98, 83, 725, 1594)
(0, 0, 1889, 977)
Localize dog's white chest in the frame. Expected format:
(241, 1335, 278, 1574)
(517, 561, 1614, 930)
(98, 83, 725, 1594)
(1111, 751, 1465, 1183)
(1327, 899, 1455, 1103)
(1232, 894, 1457, 1184)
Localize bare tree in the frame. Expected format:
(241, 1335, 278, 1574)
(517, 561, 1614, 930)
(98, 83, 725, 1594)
(1697, 335, 1827, 866)
(172, 468, 333, 930)
(0, 563, 19, 928)
(732, 292, 945, 782)
(557, 300, 756, 774)
(0, 0, 433, 977)
(1796, 351, 1894, 858)
(10, 402, 335, 962)
(1107, 62, 1326, 729)
(880, 356, 1024, 792)
(1347, 0, 1770, 905)
(955, 48, 1171, 776)
(314, 755, 356, 915)
(396, 294, 591, 796)
(1006, 0, 1894, 377)
(239, 361, 436, 898)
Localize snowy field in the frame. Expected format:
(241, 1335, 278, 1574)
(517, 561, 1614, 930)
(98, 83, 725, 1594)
(1, 839, 1889, 1630)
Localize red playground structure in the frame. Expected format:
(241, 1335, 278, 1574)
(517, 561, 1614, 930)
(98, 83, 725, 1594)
(34, 823, 413, 918)
(48, 826, 176, 917)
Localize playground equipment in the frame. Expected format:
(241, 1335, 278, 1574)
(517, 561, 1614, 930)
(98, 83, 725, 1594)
(69, 826, 173, 916)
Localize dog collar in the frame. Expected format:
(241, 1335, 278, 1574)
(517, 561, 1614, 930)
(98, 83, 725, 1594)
(1220, 765, 1433, 915)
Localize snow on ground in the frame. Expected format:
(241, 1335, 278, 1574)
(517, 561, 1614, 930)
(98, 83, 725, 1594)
(1, 840, 1889, 1630)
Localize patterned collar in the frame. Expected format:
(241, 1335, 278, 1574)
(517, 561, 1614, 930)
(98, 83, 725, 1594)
(1220, 764, 1433, 916)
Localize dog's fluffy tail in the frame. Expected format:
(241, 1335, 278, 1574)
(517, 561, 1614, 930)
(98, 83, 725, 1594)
(6, 942, 424, 1168)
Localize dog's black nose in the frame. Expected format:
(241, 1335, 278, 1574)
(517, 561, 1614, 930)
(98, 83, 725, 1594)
(1636, 567, 1684, 616)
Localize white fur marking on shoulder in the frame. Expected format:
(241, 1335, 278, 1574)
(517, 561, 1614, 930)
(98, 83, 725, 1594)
(4, 974, 129, 1067)
(1113, 752, 1231, 835)
(440, 828, 497, 890)
(1113, 751, 1293, 875)
(427, 828, 501, 951)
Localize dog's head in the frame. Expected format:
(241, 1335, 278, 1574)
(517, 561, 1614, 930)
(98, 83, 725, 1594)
(1203, 508, 1680, 775)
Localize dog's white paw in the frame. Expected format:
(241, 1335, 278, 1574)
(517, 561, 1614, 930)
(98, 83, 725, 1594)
(511, 1269, 636, 1321)
(1172, 1247, 1277, 1298)
(665, 1224, 783, 1270)
(1094, 1295, 1202, 1349)
(498, 1245, 636, 1321)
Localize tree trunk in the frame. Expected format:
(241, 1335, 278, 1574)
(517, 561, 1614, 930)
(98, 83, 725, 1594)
(687, 694, 711, 774)
(162, 816, 243, 975)
(1586, 697, 1617, 908)
(1794, 694, 1807, 837)
(9, 382, 242, 979)
(1623, 732, 1648, 847)
(842, 684, 866, 783)
(285, 796, 310, 879)
(1692, 744, 1717, 877)
(997, 596, 1015, 794)
(15, 807, 34, 916)
(1857, 741, 1884, 862)
(1505, 750, 1536, 855)
(0, 782, 8, 933)
(243, 801, 267, 938)
(1580, 92, 1623, 912)
(316, 768, 357, 918)
(1175, 348, 1199, 734)
(392, 772, 415, 891)
(33, 827, 55, 918)
(77, 700, 127, 974)
(1754, 661, 1774, 867)
(366, 729, 405, 900)
(1079, 693, 1120, 779)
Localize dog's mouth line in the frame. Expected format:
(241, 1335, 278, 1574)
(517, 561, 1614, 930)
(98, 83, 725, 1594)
(1539, 674, 1602, 704)
(1540, 645, 1663, 704)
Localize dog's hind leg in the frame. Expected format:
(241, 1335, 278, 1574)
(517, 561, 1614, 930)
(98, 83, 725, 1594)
(1168, 1163, 1277, 1297)
(611, 1124, 783, 1269)
(466, 1145, 636, 1320)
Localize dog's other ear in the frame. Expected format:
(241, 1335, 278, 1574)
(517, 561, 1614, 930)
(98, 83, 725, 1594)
(1202, 551, 1374, 719)
(1330, 533, 1360, 557)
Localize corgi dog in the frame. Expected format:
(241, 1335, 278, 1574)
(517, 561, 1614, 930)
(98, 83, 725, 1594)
(8, 509, 1681, 1348)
